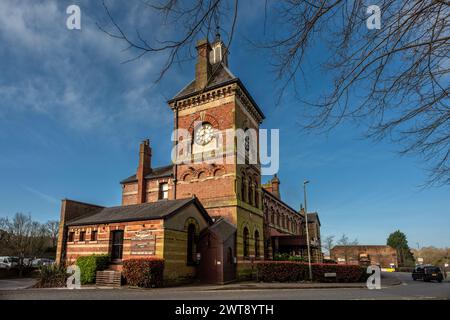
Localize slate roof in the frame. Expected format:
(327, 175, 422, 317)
(168, 62, 265, 120)
(66, 197, 209, 226)
(262, 188, 302, 218)
(307, 212, 321, 226)
(120, 164, 173, 184)
(171, 62, 236, 99)
(208, 217, 236, 242)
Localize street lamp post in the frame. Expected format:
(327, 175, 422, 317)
(304, 180, 313, 281)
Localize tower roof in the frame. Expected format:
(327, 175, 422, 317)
(168, 38, 266, 121)
(170, 62, 236, 100)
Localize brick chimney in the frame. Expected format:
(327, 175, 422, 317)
(195, 39, 212, 91)
(137, 139, 152, 204)
(271, 174, 281, 199)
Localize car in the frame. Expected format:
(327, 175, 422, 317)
(0, 256, 19, 269)
(412, 265, 443, 282)
(31, 258, 55, 267)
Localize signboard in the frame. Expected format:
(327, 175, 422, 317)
(418, 257, 423, 263)
(445, 263, 449, 268)
(130, 229, 156, 256)
(324, 273, 336, 277)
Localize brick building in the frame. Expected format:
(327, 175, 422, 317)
(56, 36, 322, 284)
(331, 245, 398, 268)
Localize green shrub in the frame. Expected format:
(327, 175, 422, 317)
(273, 253, 291, 261)
(35, 264, 67, 288)
(76, 254, 110, 284)
(256, 262, 367, 283)
(273, 253, 308, 263)
(288, 256, 307, 262)
(122, 259, 164, 288)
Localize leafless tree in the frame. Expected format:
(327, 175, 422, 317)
(0, 213, 51, 274)
(99, 0, 450, 185)
(323, 235, 335, 257)
(46, 220, 59, 249)
(337, 233, 358, 262)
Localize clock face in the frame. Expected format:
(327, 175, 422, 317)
(195, 123, 214, 146)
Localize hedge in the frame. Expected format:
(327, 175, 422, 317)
(274, 253, 308, 263)
(76, 254, 110, 284)
(122, 259, 164, 288)
(256, 262, 368, 283)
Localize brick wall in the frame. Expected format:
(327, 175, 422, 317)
(65, 219, 164, 265)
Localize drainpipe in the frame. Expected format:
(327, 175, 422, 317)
(173, 104, 179, 199)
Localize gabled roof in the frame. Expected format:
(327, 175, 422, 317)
(66, 197, 211, 226)
(208, 217, 236, 242)
(307, 212, 321, 226)
(120, 164, 173, 184)
(168, 62, 265, 120)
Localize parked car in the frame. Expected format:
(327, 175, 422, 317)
(31, 258, 55, 267)
(412, 265, 443, 282)
(0, 256, 19, 269)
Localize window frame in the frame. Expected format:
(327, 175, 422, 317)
(90, 230, 98, 242)
(158, 182, 169, 200)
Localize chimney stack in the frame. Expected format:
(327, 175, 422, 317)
(137, 139, 152, 204)
(195, 39, 212, 91)
(271, 174, 281, 199)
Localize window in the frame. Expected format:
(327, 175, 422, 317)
(90, 230, 98, 241)
(248, 181, 253, 205)
(243, 227, 249, 258)
(68, 231, 74, 242)
(158, 182, 169, 200)
(186, 224, 196, 265)
(241, 176, 246, 202)
(254, 230, 260, 258)
(255, 189, 260, 208)
(79, 231, 86, 242)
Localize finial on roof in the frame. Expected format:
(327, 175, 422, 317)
(215, 25, 221, 42)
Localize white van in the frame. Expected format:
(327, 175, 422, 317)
(0, 256, 19, 269)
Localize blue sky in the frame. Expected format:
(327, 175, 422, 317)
(0, 0, 448, 248)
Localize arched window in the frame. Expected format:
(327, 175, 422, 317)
(248, 180, 254, 205)
(243, 227, 249, 258)
(241, 175, 246, 202)
(254, 230, 260, 258)
(187, 223, 196, 265)
(253, 180, 258, 207)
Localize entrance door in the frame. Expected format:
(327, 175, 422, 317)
(111, 230, 124, 261)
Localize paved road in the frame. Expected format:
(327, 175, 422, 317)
(0, 272, 448, 300)
(0, 278, 37, 291)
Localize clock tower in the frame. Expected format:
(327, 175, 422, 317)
(168, 36, 265, 278)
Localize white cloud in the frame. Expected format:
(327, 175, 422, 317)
(0, 0, 172, 136)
